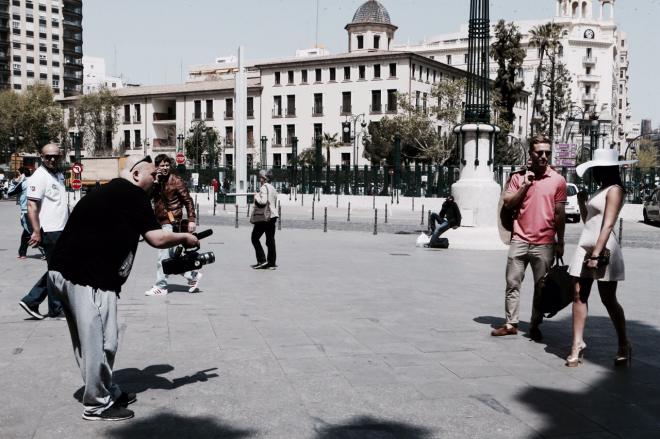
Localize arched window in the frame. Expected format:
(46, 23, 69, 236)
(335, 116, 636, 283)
(572, 1, 579, 18)
(582, 1, 588, 19)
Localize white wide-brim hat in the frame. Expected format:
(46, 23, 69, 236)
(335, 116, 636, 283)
(575, 148, 637, 178)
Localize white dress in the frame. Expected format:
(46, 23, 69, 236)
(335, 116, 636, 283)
(568, 186, 625, 281)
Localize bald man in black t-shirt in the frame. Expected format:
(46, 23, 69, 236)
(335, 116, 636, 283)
(48, 155, 199, 422)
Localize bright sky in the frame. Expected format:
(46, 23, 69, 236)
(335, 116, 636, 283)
(83, 0, 660, 125)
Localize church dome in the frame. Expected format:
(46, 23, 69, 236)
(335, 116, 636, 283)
(351, 1, 392, 25)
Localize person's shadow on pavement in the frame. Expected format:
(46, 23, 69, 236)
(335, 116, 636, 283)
(312, 415, 433, 439)
(73, 364, 219, 402)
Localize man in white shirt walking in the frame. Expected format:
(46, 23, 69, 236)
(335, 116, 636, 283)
(19, 143, 69, 319)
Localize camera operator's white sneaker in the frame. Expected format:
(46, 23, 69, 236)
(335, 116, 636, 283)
(144, 287, 168, 296)
(187, 273, 203, 293)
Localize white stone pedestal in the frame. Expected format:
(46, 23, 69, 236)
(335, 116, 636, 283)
(451, 123, 507, 250)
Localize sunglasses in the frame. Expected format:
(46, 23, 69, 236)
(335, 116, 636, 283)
(534, 150, 552, 157)
(129, 155, 152, 173)
(43, 154, 61, 161)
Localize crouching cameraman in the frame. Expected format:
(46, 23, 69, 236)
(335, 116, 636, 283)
(48, 155, 199, 422)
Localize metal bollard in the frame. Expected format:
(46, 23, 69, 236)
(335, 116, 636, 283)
(301, 193, 304, 206)
(385, 203, 388, 223)
(246, 203, 250, 218)
(373, 208, 378, 235)
(420, 204, 424, 226)
(347, 202, 351, 222)
(619, 218, 623, 245)
(372, 192, 375, 210)
(196, 204, 200, 225)
(317, 188, 320, 202)
(312, 198, 315, 220)
(336, 192, 339, 208)
(396, 190, 399, 204)
(324, 207, 328, 233)
(289, 190, 292, 201)
(391, 189, 394, 204)
(223, 194, 226, 211)
(235, 205, 239, 228)
(278, 204, 282, 230)
(412, 197, 415, 211)
(213, 199, 216, 216)
(294, 187, 297, 202)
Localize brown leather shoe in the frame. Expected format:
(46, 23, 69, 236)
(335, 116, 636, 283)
(491, 325, 518, 337)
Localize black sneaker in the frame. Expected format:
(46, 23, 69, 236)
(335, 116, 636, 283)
(115, 392, 137, 407)
(48, 312, 66, 320)
(19, 301, 45, 320)
(251, 262, 268, 269)
(258, 263, 277, 270)
(82, 404, 134, 421)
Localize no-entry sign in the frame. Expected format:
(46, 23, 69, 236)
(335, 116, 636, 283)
(71, 163, 83, 174)
(71, 179, 82, 190)
(175, 152, 186, 165)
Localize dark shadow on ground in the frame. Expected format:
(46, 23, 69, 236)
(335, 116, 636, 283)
(312, 415, 433, 439)
(106, 412, 256, 439)
(473, 315, 506, 330)
(515, 317, 660, 438)
(73, 364, 219, 402)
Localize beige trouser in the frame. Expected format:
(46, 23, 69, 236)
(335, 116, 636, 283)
(505, 240, 555, 327)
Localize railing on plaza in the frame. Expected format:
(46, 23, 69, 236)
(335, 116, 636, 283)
(176, 165, 658, 204)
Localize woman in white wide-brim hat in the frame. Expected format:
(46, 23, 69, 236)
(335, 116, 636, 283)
(565, 148, 637, 368)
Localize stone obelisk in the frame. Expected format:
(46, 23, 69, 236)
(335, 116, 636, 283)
(234, 46, 248, 206)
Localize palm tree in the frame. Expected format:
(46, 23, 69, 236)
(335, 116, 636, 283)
(528, 23, 562, 136)
(321, 132, 341, 167)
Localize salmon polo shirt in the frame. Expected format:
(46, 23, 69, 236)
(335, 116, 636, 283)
(507, 167, 567, 245)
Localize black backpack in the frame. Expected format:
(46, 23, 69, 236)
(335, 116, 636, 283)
(429, 238, 449, 249)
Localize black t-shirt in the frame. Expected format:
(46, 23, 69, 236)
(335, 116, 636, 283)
(50, 178, 161, 292)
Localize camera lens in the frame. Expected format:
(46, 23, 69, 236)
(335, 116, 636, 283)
(198, 252, 215, 264)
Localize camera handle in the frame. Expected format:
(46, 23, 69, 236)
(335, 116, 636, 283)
(180, 229, 213, 253)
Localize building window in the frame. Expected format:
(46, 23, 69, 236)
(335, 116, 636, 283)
(329, 67, 336, 81)
(273, 96, 282, 117)
(123, 105, 131, 124)
(247, 126, 254, 147)
(225, 98, 233, 119)
(358, 65, 365, 80)
(344, 66, 351, 80)
(357, 35, 364, 49)
(274, 125, 282, 145)
(313, 93, 323, 116)
(387, 89, 397, 113)
(247, 96, 254, 118)
(287, 70, 294, 84)
(374, 35, 380, 49)
(286, 95, 296, 116)
(464, 53, 468, 64)
(301, 69, 308, 83)
(315, 68, 322, 82)
(124, 130, 131, 149)
(134, 130, 142, 148)
(205, 99, 213, 120)
(374, 64, 381, 79)
(226, 127, 234, 146)
(314, 123, 323, 140)
(274, 71, 281, 85)
(273, 153, 281, 168)
(389, 63, 396, 77)
(286, 125, 295, 146)
(342, 92, 351, 114)
(193, 100, 202, 120)
(415, 91, 421, 111)
(371, 90, 382, 113)
(446, 55, 452, 65)
(134, 104, 141, 123)
(423, 92, 428, 114)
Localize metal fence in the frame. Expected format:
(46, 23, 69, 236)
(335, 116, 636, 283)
(179, 164, 659, 203)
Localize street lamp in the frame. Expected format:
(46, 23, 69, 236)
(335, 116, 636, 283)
(176, 133, 185, 153)
(342, 113, 367, 167)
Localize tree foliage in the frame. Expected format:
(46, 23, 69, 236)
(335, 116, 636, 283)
(71, 87, 120, 155)
(491, 20, 527, 165)
(363, 78, 465, 165)
(637, 138, 658, 168)
(321, 132, 341, 167)
(0, 84, 66, 153)
(185, 120, 220, 167)
(298, 147, 327, 167)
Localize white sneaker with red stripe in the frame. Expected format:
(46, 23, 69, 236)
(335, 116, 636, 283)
(144, 287, 168, 296)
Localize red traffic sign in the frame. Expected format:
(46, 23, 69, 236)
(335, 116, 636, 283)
(71, 163, 83, 174)
(71, 179, 82, 190)
(175, 152, 186, 165)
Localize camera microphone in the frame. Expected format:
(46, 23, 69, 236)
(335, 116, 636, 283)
(194, 229, 213, 240)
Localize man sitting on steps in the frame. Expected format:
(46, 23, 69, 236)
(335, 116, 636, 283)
(425, 195, 461, 248)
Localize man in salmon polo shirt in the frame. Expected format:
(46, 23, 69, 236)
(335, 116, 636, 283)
(492, 134, 567, 341)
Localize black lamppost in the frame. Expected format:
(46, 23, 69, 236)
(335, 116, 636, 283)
(70, 132, 81, 163)
(342, 114, 367, 167)
(176, 133, 185, 153)
(8, 134, 24, 167)
(260, 135, 268, 169)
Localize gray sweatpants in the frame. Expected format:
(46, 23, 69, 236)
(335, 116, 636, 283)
(49, 271, 121, 415)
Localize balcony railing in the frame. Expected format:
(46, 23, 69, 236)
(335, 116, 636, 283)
(578, 74, 601, 83)
(153, 112, 176, 122)
(582, 93, 596, 103)
(272, 136, 282, 147)
(247, 108, 254, 118)
(285, 137, 295, 147)
(312, 105, 323, 117)
(122, 117, 131, 124)
(340, 104, 352, 115)
(205, 111, 214, 121)
(285, 107, 296, 117)
(272, 107, 282, 118)
(133, 115, 141, 124)
(370, 104, 382, 114)
(192, 113, 202, 121)
(582, 56, 597, 65)
(385, 104, 397, 114)
(224, 110, 233, 120)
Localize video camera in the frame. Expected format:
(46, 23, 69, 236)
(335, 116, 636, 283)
(162, 229, 216, 275)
